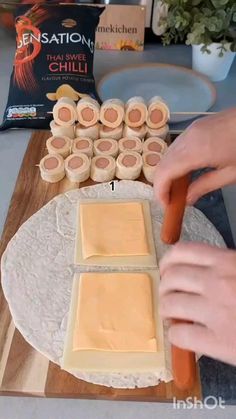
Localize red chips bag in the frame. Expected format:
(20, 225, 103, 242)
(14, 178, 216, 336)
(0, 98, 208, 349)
(0, 3, 104, 130)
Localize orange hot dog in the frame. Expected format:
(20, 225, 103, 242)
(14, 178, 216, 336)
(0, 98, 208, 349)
(161, 174, 190, 244)
(171, 320, 197, 390)
(161, 174, 196, 390)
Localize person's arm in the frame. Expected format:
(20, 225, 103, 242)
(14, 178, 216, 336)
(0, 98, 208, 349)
(154, 108, 236, 206)
(155, 109, 236, 365)
(159, 242, 236, 366)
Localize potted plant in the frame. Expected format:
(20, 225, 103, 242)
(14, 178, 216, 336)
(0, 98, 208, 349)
(155, 0, 236, 81)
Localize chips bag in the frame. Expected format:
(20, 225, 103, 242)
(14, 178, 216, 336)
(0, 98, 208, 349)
(0, 3, 104, 130)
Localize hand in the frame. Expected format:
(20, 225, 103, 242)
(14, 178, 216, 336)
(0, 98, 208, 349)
(159, 242, 236, 366)
(154, 108, 236, 206)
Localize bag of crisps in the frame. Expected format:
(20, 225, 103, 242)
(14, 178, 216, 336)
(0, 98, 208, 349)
(0, 3, 104, 130)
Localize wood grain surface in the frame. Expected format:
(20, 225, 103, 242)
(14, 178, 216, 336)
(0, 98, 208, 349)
(0, 131, 202, 400)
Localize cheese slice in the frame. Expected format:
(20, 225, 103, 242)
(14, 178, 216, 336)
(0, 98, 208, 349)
(75, 199, 157, 267)
(73, 272, 157, 352)
(81, 201, 149, 258)
(62, 271, 166, 373)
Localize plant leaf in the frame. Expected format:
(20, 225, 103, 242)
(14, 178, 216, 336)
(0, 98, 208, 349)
(211, 0, 229, 8)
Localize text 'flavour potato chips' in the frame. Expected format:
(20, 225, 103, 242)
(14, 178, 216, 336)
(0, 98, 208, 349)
(0, 3, 104, 131)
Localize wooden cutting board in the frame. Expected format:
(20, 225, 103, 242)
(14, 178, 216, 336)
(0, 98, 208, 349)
(0, 131, 201, 400)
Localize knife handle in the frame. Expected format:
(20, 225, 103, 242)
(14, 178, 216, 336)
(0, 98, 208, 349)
(161, 175, 190, 244)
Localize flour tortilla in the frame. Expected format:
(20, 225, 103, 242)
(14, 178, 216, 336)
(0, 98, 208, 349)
(1, 181, 225, 388)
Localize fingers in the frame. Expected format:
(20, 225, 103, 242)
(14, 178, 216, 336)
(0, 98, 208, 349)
(159, 242, 228, 274)
(154, 109, 236, 207)
(187, 166, 236, 205)
(167, 322, 216, 355)
(168, 322, 236, 365)
(159, 241, 236, 366)
(154, 129, 209, 206)
(160, 292, 210, 324)
(159, 264, 209, 296)
(154, 173, 172, 208)
(153, 135, 189, 206)
(154, 148, 194, 207)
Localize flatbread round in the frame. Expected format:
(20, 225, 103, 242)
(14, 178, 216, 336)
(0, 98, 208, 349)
(1, 181, 225, 388)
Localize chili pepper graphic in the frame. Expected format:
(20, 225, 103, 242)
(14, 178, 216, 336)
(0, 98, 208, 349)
(15, 23, 41, 66)
(15, 16, 32, 26)
(13, 5, 49, 91)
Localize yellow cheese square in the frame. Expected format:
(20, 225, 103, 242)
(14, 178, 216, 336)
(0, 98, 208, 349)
(75, 199, 157, 268)
(73, 272, 157, 352)
(80, 202, 149, 259)
(62, 271, 166, 373)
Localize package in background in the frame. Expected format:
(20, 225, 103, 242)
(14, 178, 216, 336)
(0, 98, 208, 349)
(95, 5, 145, 52)
(0, 3, 104, 130)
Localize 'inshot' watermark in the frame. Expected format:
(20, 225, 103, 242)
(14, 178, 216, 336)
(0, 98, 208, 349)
(173, 396, 225, 409)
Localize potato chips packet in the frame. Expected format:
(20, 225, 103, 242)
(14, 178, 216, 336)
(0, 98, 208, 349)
(0, 3, 104, 130)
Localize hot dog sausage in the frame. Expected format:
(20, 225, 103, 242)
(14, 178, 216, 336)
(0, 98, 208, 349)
(161, 175, 190, 244)
(160, 174, 196, 390)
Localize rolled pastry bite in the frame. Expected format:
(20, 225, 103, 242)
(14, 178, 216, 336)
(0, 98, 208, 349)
(143, 136, 167, 154)
(118, 136, 143, 154)
(75, 122, 99, 141)
(94, 138, 119, 158)
(100, 98, 124, 128)
(77, 97, 100, 127)
(123, 123, 147, 139)
(125, 96, 147, 128)
(142, 151, 162, 184)
(53, 97, 77, 127)
(99, 123, 123, 140)
(116, 150, 143, 180)
(91, 155, 116, 183)
(39, 154, 65, 183)
(146, 96, 170, 129)
(64, 153, 90, 183)
(50, 120, 75, 139)
(146, 124, 169, 140)
(46, 135, 72, 158)
(72, 137, 93, 158)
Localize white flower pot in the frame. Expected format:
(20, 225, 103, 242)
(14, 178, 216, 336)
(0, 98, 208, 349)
(192, 43, 235, 82)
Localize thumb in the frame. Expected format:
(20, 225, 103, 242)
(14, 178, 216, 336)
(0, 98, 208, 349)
(187, 166, 236, 205)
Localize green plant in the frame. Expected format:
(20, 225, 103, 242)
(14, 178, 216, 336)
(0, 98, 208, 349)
(160, 0, 236, 55)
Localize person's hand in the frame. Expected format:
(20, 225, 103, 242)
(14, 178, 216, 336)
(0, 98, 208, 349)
(154, 108, 236, 207)
(159, 242, 236, 366)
